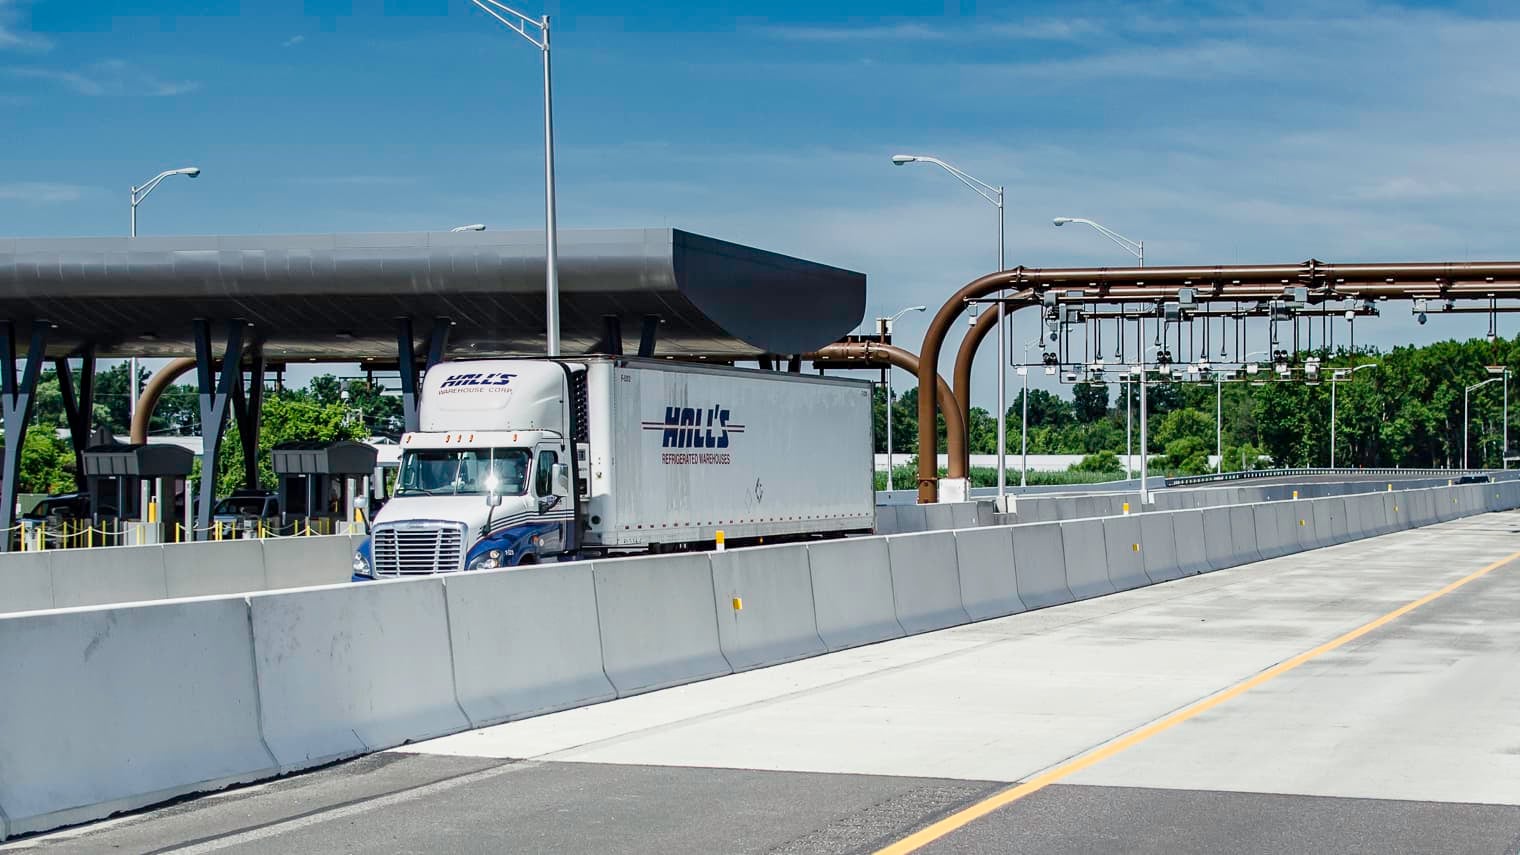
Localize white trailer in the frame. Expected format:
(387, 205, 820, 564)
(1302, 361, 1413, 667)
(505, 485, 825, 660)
(353, 357, 873, 577)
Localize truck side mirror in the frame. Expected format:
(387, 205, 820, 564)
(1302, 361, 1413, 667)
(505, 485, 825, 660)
(486, 492, 503, 508)
(552, 463, 572, 498)
(354, 494, 369, 510)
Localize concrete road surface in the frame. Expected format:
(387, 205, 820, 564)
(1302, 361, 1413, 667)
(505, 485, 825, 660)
(7, 513, 1520, 854)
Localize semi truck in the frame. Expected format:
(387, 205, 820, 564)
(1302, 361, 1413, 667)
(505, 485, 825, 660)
(352, 357, 874, 578)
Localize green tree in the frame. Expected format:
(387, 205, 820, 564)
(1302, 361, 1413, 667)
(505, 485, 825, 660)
(213, 395, 368, 496)
(1070, 450, 1124, 474)
(0, 429, 76, 494)
(1071, 382, 1109, 423)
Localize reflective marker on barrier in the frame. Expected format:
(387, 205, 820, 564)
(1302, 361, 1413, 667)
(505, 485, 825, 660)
(1122, 503, 1130, 515)
(715, 530, 726, 552)
(732, 596, 743, 611)
(1132, 543, 1140, 552)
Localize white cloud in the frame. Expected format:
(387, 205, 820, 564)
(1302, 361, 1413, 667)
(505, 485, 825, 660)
(289, 175, 419, 187)
(282, 35, 305, 48)
(0, 0, 50, 52)
(0, 182, 87, 203)
(759, 22, 948, 42)
(10, 60, 199, 96)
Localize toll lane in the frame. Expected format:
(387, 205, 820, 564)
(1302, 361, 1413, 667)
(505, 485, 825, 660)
(8, 514, 1519, 854)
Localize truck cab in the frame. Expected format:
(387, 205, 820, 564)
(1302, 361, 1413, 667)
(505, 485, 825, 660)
(353, 361, 579, 579)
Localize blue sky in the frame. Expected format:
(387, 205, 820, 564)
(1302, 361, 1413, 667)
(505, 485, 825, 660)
(4, 0, 1520, 406)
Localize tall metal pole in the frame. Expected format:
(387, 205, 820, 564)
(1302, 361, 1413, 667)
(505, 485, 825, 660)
(1020, 366, 1028, 487)
(1125, 376, 1132, 475)
(885, 367, 894, 492)
(995, 189, 1006, 499)
(1139, 317, 1149, 504)
(1505, 368, 1510, 469)
(1464, 386, 1471, 470)
(1330, 378, 1337, 469)
(540, 15, 560, 357)
(130, 191, 137, 237)
(1215, 372, 1222, 473)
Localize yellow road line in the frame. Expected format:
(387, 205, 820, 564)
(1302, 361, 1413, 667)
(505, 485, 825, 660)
(874, 547, 1520, 855)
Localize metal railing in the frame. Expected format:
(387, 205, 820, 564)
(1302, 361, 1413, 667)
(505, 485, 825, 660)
(1165, 467, 1499, 487)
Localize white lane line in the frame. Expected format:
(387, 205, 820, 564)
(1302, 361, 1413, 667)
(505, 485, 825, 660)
(152, 761, 540, 854)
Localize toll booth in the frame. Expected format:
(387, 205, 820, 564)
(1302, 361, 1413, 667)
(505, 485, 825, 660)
(82, 443, 195, 545)
(272, 440, 379, 535)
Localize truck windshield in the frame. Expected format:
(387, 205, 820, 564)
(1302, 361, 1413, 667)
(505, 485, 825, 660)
(396, 448, 531, 496)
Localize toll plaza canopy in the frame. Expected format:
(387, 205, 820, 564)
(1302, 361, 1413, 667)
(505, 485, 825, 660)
(0, 227, 866, 360)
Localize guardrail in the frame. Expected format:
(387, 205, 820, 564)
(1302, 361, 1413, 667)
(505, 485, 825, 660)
(2, 479, 1517, 840)
(1164, 467, 1504, 487)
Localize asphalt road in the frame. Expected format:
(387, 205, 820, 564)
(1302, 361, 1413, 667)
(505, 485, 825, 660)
(7, 514, 1520, 854)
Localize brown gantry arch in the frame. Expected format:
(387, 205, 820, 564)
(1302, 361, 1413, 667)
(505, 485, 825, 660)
(917, 260, 1520, 503)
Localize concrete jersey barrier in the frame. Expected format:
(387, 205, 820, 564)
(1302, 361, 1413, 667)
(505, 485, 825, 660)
(709, 543, 827, 671)
(806, 537, 903, 651)
(1060, 519, 1116, 600)
(885, 531, 970, 634)
(250, 578, 468, 771)
(0, 597, 275, 839)
(1138, 513, 1184, 583)
(591, 553, 732, 696)
(445, 563, 616, 726)
(951, 526, 1025, 621)
(1008, 522, 1074, 609)
(1101, 515, 1151, 591)
(1171, 510, 1212, 576)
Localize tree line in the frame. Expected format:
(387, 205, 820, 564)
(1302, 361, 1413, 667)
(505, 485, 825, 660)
(874, 335, 1520, 476)
(7, 367, 404, 495)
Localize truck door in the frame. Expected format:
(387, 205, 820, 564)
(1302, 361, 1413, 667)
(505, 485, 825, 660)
(533, 445, 568, 554)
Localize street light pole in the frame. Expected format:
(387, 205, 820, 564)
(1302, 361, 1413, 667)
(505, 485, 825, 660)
(1053, 217, 1146, 487)
(1330, 376, 1337, 468)
(130, 166, 201, 239)
(878, 305, 927, 493)
(892, 155, 1007, 500)
(1215, 371, 1222, 473)
(1464, 375, 1502, 469)
(129, 165, 201, 444)
(470, 0, 560, 356)
(1052, 217, 1144, 267)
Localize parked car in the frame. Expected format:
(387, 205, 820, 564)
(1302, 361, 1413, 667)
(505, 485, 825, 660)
(212, 489, 281, 535)
(22, 492, 94, 521)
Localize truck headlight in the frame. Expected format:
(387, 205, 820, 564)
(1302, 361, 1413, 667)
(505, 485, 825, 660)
(352, 549, 373, 578)
(467, 548, 505, 571)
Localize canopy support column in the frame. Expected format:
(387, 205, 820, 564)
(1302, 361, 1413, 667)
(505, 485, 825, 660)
(194, 319, 247, 539)
(229, 342, 265, 490)
(398, 317, 451, 433)
(55, 344, 97, 492)
(0, 321, 50, 552)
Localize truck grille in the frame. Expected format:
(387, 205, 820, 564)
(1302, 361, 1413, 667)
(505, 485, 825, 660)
(372, 523, 466, 575)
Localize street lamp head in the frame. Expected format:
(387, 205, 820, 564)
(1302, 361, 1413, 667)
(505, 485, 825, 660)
(178, 168, 201, 178)
(450, 224, 487, 232)
(890, 155, 918, 165)
(1052, 217, 1074, 226)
